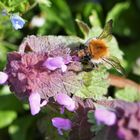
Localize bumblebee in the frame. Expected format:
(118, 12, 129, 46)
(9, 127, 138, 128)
(76, 20, 124, 74)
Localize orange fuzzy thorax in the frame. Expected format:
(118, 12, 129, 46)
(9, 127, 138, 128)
(87, 39, 109, 60)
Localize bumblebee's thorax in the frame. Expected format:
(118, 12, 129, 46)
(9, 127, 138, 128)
(87, 39, 109, 60)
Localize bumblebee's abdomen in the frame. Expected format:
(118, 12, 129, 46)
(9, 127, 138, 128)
(88, 39, 109, 59)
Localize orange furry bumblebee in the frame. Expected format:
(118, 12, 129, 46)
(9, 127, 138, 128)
(76, 20, 124, 74)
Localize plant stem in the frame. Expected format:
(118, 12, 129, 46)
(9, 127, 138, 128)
(108, 74, 140, 92)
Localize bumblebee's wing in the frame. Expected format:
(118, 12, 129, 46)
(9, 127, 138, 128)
(97, 20, 113, 41)
(102, 56, 125, 75)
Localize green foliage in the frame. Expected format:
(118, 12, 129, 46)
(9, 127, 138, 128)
(115, 87, 140, 102)
(107, 2, 140, 39)
(87, 111, 104, 134)
(8, 116, 36, 140)
(0, 94, 23, 111)
(76, 19, 90, 38)
(0, 111, 17, 128)
(107, 37, 123, 60)
(75, 67, 109, 99)
(39, 0, 76, 35)
(121, 42, 140, 74)
(133, 58, 140, 76)
(0, 0, 140, 139)
(89, 10, 101, 27)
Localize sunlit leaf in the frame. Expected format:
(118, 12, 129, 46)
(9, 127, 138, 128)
(75, 67, 109, 99)
(0, 111, 17, 128)
(115, 87, 140, 102)
(89, 10, 101, 27)
(8, 116, 36, 140)
(76, 19, 90, 38)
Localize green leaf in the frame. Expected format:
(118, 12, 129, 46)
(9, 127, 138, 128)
(87, 26, 102, 40)
(133, 58, 140, 76)
(75, 67, 109, 99)
(37, 0, 52, 7)
(0, 94, 23, 112)
(106, 2, 130, 37)
(76, 19, 90, 38)
(93, 126, 120, 140)
(115, 87, 140, 102)
(121, 42, 140, 73)
(19, 35, 83, 53)
(39, 0, 76, 35)
(106, 2, 140, 38)
(87, 111, 104, 134)
(87, 111, 95, 124)
(89, 10, 101, 27)
(107, 36, 123, 60)
(82, 2, 102, 21)
(8, 116, 36, 140)
(0, 111, 17, 128)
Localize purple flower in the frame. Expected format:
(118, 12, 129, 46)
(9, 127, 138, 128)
(43, 56, 69, 72)
(112, 100, 140, 140)
(5, 36, 82, 116)
(10, 14, 25, 30)
(95, 108, 116, 126)
(52, 117, 72, 135)
(0, 72, 8, 84)
(29, 92, 47, 115)
(56, 93, 76, 112)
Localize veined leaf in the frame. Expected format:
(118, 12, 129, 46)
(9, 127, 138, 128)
(75, 67, 109, 100)
(76, 19, 90, 38)
(115, 87, 140, 102)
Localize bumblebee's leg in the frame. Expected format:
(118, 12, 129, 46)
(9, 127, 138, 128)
(93, 63, 99, 69)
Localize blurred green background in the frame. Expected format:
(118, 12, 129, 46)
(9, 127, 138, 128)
(0, 0, 140, 139)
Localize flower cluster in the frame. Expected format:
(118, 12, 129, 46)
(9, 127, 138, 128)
(114, 101, 140, 140)
(2, 35, 83, 135)
(94, 100, 140, 140)
(5, 51, 80, 114)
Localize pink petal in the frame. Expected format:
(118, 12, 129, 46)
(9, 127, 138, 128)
(40, 100, 47, 107)
(61, 64, 67, 72)
(52, 117, 72, 135)
(0, 72, 8, 84)
(64, 56, 72, 64)
(29, 92, 41, 115)
(43, 56, 67, 72)
(56, 93, 75, 112)
(58, 129, 63, 135)
(95, 108, 116, 126)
